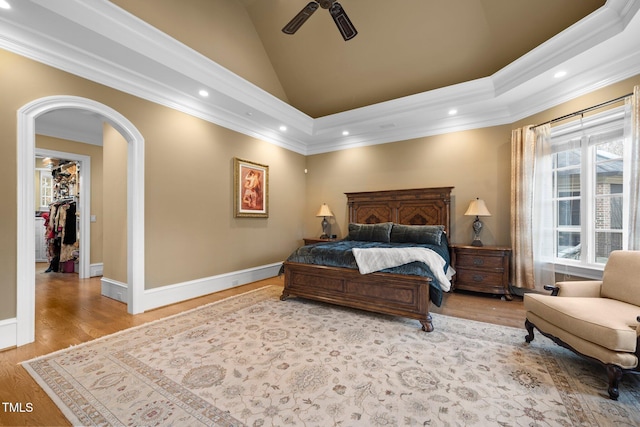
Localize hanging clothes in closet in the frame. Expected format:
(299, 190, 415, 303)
(45, 199, 78, 273)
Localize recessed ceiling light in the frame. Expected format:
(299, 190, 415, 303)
(448, 109, 457, 115)
(198, 89, 209, 97)
(279, 125, 287, 132)
(554, 71, 567, 79)
(0, 0, 10, 10)
(342, 131, 349, 136)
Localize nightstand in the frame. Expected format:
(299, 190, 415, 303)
(303, 237, 337, 245)
(450, 244, 512, 300)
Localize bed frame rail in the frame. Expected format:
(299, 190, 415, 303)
(281, 262, 433, 331)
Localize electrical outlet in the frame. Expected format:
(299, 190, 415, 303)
(117, 292, 122, 301)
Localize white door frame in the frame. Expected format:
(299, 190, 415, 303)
(17, 95, 145, 346)
(35, 148, 91, 279)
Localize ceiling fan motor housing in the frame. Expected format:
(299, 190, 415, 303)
(282, 0, 357, 41)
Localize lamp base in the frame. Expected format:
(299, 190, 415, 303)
(320, 217, 330, 240)
(471, 216, 484, 247)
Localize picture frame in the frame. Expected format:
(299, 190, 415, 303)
(234, 157, 269, 218)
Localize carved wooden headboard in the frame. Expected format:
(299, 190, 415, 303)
(345, 187, 454, 235)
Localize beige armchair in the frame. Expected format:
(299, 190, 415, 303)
(524, 250, 640, 400)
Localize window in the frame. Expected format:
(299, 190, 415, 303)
(40, 170, 53, 209)
(548, 106, 628, 266)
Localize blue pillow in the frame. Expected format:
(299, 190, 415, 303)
(390, 224, 445, 245)
(347, 222, 393, 242)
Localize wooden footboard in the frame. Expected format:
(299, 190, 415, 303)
(281, 261, 434, 331)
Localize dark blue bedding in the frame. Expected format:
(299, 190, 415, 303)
(280, 234, 450, 306)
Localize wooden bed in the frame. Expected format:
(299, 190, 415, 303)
(281, 187, 453, 332)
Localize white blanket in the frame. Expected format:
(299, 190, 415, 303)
(351, 247, 454, 292)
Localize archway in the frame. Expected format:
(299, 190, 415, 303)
(17, 95, 145, 346)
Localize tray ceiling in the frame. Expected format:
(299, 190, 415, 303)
(1, 0, 640, 154)
(114, 0, 605, 118)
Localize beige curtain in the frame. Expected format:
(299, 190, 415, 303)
(628, 85, 640, 249)
(510, 125, 536, 289)
(531, 125, 555, 288)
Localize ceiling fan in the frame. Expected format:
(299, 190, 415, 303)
(282, 1, 357, 41)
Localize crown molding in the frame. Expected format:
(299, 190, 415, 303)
(491, 0, 639, 97)
(507, 45, 640, 125)
(1, 0, 639, 155)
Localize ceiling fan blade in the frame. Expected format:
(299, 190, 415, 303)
(329, 2, 357, 41)
(282, 2, 319, 35)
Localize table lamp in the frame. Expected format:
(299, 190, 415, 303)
(464, 198, 491, 246)
(316, 203, 334, 239)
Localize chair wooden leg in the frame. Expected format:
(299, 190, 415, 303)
(606, 365, 622, 400)
(524, 318, 629, 400)
(524, 319, 535, 343)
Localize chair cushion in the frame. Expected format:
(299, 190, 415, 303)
(524, 293, 638, 352)
(526, 312, 638, 369)
(601, 250, 640, 306)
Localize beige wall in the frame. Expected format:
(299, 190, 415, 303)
(36, 135, 104, 264)
(306, 125, 513, 247)
(102, 124, 128, 283)
(0, 48, 305, 320)
(141, 102, 307, 288)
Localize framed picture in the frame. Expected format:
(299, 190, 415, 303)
(234, 157, 269, 218)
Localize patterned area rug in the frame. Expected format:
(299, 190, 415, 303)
(23, 286, 640, 426)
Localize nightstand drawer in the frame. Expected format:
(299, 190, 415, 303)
(455, 252, 504, 270)
(454, 268, 504, 288)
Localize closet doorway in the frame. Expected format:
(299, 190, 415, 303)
(34, 150, 91, 279)
(17, 95, 145, 347)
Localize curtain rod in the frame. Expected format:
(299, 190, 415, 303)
(530, 92, 633, 130)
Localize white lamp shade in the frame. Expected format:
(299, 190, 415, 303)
(316, 203, 334, 217)
(464, 198, 491, 217)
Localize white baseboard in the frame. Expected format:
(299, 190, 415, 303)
(90, 263, 103, 277)
(101, 277, 127, 303)
(0, 317, 17, 351)
(101, 262, 282, 311)
(143, 262, 282, 312)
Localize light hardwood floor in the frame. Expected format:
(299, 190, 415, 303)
(0, 264, 525, 426)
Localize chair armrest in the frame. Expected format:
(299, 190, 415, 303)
(553, 280, 603, 297)
(543, 284, 560, 296)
